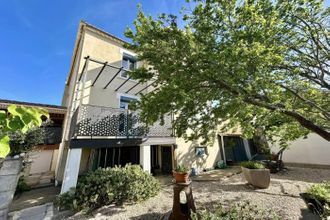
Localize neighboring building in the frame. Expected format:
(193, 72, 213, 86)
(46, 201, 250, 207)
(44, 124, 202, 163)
(0, 99, 66, 187)
(55, 21, 329, 194)
(271, 134, 330, 168)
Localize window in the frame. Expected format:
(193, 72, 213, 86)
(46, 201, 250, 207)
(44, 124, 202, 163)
(195, 146, 207, 157)
(121, 55, 137, 78)
(119, 96, 137, 110)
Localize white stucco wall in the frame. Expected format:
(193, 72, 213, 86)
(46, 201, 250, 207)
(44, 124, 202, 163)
(30, 149, 56, 174)
(76, 29, 152, 108)
(271, 133, 330, 166)
(175, 135, 222, 171)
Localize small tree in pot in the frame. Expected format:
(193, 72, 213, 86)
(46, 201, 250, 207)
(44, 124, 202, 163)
(241, 161, 270, 189)
(173, 164, 190, 183)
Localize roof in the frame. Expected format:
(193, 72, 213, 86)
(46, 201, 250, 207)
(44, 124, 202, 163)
(81, 21, 130, 45)
(0, 99, 67, 114)
(64, 21, 132, 87)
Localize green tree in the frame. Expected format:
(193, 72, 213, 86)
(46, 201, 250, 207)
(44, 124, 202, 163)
(0, 105, 48, 158)
(125, 0, 330, 147)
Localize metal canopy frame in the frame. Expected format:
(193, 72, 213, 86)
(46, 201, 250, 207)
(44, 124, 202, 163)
(78, 56, 89, 82)
(125, 81, 141, 93)
(79, 56, 156, 95)
(115, 76, 131, 91)
(135, 81, 156, 95)
(92, 62, 107, 86)
(103, 67, 123, 89)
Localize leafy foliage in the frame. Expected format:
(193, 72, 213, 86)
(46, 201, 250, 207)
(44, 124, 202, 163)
(0, 105, 48, 158)
(55, 164, 161, 212)
(174, 164, 189, 173)
(240, 161, 265, 169)
(125, 0, 330, 147)
(16, 176, 31, 193)
(191, 201, 280, 220)
(9, 127, 45, 155)
(306, 181, 330, 204)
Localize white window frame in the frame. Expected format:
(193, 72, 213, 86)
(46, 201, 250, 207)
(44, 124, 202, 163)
(120, 49, 138, 80)
(117, 93, 139, 109)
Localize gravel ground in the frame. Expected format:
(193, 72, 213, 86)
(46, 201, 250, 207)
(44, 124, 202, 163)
(71, 167, 330, 220)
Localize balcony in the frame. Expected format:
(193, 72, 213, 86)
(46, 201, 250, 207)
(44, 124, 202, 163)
(70, 104, 173, 139)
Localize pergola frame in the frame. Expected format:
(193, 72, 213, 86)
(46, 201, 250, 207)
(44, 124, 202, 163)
(78, 56, 156, 96)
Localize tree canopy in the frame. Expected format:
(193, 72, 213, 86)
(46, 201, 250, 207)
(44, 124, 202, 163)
(125, 0, 330, 147)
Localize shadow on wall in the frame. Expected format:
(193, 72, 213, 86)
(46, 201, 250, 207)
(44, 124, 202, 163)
(81, 58, 149, 107)
(176, 141, 209, 171)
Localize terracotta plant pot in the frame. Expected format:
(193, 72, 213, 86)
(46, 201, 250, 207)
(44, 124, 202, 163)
(241, 167, 270, 189)
(173, 171, 189, 183)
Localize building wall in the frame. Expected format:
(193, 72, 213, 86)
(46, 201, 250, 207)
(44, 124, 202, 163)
(271, 133, 330, 166)
(75, 29, 152, 108)
(29, 150, 54, 174)
(175, 135, 222, 171)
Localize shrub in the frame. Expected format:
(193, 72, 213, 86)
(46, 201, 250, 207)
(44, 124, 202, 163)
(306, 181, 330, 204)
(191, 201, 280, 220)
(55, 164, 161, 212)
(16, 176, 31, 193)
(174, 164, 189, 173)
(240, 161, 265, 169)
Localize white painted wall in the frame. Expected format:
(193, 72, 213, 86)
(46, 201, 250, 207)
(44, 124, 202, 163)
(29, 150, 53, 174)
(271, 133, 330, 166)
(61, 148, 82, 193)
(140, 145, 151, 173)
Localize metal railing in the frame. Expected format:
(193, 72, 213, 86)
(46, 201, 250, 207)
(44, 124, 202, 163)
(70, 104, 173, 139)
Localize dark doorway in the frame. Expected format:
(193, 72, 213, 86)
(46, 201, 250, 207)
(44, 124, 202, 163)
(93, 146, 140, 169)
(161, 146, 173, 173)
(151, 145, 159, 174)
(223, 136, 248, 163)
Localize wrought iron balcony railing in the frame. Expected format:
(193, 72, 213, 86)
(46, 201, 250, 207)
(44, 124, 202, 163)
(70, 104, 173, 139)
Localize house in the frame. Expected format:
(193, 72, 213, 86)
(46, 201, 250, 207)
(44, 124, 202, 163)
(54, 21, 256, 193)
(55, 21, 330, 194)
(0, 99, 66, 187)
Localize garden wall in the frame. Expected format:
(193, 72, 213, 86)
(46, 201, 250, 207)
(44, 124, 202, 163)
(271, 133, 330, 166)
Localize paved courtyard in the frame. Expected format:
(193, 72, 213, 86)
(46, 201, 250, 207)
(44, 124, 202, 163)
(8, 167, 330, 219)
(10, 186, 60, 212)
(67, 166, 329, 220)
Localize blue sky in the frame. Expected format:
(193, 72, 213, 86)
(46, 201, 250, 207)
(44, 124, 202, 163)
(0, 0, 329, 106)
(0, 0, 187, 105)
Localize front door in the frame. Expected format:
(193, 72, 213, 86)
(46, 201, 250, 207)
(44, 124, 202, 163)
(223, 136, 248, 163)
(161, 146, 172, 173)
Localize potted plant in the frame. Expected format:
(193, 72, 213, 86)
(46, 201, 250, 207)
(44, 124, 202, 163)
(240, 161, 270, 189)
(300, 181, 330, 218)
(173, 164, 190, 183)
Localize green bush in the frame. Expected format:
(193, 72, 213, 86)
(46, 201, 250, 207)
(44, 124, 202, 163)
(306, 181, 330, 204)
(240, 161, 265, 169)
(191, 201, 280, 220)
(55, 164, 161, 212)
(16, 176, 31, 193)
(174, 164, 189, 173)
